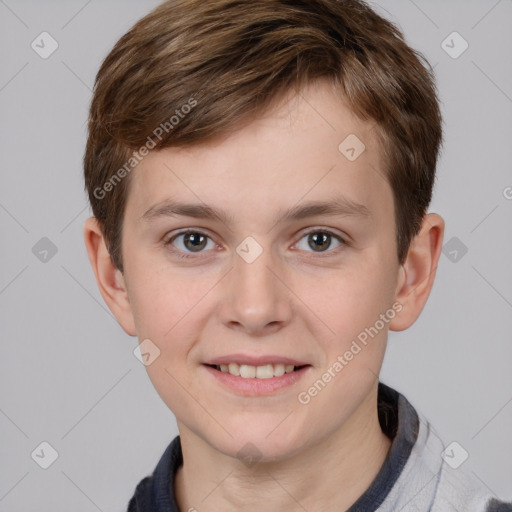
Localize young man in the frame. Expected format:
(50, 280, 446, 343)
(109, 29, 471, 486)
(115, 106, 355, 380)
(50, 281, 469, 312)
(83, 0, 512, 510)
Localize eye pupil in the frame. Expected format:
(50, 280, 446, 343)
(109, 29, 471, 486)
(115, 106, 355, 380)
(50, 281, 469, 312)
(184, 232, 207, 252)
(308, 232, 331, 252)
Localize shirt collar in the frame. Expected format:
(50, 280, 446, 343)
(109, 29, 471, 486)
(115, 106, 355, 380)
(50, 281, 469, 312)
(130, 382, 419, 512)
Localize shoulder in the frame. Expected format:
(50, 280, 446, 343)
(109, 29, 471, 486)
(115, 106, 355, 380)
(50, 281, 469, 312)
(125, 435, 183, 512)
(431, 467, 512, 511)
(376, 384, 512, 512)
(430, 458, 512, 511)
(405, 407, 512, 511)
(127, 476, 152, 512)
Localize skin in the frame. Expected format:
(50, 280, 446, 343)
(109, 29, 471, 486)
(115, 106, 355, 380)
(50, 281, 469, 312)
(84, 79, 444, 511)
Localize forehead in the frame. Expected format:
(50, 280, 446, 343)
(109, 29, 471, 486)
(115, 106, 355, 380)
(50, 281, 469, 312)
(125, 80, 390, 224)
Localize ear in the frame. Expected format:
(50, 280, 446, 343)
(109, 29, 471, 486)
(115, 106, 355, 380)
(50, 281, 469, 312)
(389, 213, 445, 331)
(83, 217, 137, 336)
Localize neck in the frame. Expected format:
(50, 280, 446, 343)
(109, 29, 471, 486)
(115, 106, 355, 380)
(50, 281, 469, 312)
(175, 384, 391, 512)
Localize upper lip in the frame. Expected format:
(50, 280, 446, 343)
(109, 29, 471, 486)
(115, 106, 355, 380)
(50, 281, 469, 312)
(205, 354, 310, 366)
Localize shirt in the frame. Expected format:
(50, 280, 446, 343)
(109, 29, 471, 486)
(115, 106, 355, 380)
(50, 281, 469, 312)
(127, 382, 512, 511)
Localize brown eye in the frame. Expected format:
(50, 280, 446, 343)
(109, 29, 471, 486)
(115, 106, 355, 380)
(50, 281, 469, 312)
(295, 230, 345, 254)
(308, 232, 332, 252)
(166, 231, 215, 256)
(182, 232, 208, 252)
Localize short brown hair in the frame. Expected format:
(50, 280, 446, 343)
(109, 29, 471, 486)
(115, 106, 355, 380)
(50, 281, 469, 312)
(84, 0, 442, 272)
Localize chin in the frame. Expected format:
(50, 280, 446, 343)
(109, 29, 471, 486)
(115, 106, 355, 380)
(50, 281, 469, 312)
(205, 423, 306, 465)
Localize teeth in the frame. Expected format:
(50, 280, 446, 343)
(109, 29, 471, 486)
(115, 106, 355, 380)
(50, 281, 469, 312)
(216, 363, 298, 378)
(273, 364, 285, 377)
(228, 363, 240, 376)
(256, 364, 273, 379)
(240, 364, 256, 378)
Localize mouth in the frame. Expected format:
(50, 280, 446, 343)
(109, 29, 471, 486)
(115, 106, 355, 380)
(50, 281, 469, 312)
(206, 363, 310, 379)
(203, 361, 312, 396)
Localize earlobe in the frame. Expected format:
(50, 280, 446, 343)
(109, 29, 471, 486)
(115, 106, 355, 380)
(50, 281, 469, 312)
(83, 217, 137, 336)
(389, 213, 445, 332)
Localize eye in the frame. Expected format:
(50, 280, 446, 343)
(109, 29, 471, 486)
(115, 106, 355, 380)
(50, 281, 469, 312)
(165, 230, 216, 257)
(164, 228, 347, 260)
(294, 229, 346, 254)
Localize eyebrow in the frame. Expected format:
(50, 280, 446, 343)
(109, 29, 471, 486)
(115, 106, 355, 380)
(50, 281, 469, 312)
(141, 196, 371, 226)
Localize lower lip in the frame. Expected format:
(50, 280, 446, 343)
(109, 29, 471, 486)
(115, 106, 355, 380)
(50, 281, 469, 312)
(203, 365, 311, 396)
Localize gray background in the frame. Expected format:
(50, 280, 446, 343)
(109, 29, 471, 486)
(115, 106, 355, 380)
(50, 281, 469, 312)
(0, 0, 511, 510)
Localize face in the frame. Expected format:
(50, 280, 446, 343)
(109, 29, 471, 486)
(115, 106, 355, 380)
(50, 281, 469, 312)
(117, 80, 403, 460)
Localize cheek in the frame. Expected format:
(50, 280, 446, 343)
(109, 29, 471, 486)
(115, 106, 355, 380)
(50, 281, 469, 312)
(127, 262, 208, 339)
(294, 265, 395, 416)
(131, 274, 210, 414)
(127, 267, 221, 402)
(303, 260, 397, 341)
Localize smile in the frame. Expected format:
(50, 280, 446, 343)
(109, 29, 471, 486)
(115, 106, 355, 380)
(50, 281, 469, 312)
(210, 363, 305, 379)
(204, 362, 311, 396)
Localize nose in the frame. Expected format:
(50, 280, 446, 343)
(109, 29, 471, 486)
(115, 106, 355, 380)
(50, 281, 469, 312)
(217, 243, 293, 336)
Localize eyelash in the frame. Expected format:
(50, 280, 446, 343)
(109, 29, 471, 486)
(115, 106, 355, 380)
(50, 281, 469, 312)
(163, 228, 348, 260)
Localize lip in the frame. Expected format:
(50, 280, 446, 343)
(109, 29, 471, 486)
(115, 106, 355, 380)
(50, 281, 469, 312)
(205, 354, 309, 366)
(203, 363, 312, 396)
